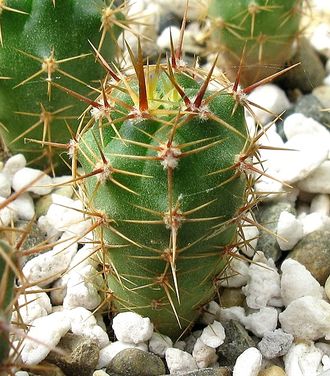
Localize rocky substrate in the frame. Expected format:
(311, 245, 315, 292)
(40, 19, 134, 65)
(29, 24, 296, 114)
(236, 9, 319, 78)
(2, 0, 330, 375)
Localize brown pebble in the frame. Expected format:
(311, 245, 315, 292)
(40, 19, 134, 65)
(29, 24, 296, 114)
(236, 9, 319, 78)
(288, 230, 330, 285)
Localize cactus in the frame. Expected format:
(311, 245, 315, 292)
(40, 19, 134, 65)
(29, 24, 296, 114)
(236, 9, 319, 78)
(0, 0, 125, 172)
(0, 240, 16, 370)
(207, 0, 303, 85)
(72, 37, 265, 339)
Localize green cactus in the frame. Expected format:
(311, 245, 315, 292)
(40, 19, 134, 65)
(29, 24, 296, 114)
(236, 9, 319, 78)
(74, 43, 260, 338)
(0, 240, 16, 370)
(0, 0, 125, 172)
(207, 0, 303, 85)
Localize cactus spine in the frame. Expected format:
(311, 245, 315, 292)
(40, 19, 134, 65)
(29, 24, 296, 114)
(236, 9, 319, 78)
(0, 0, 124, 171)
(74, 39, 261, 338)
(207, 0, 303, 85)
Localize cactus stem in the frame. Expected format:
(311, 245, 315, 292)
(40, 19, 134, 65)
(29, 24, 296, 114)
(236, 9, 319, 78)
(12, 104, 75, 145)
(0, 1, 28, 46)
(13, 49, 91, 99)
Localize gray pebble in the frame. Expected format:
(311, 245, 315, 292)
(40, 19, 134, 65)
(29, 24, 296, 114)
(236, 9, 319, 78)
(257, 329, 294, 359)
(293, 94, 330, 126)
(217, 320, 256, 367)
(107, 348, 166, 376)
(313, 85, 330, 109)
(288, 230, 330, 285)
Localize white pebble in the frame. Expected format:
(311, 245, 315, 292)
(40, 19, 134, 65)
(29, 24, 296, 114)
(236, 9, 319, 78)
(12, 286, 52, 325)
(63, 265, 102, 310)
(12, 192, 35, 220)
(326, 275, 330, 301)
(233, 347, 262, 376)
(192, 338, 218, 369)
(46, 194, 84, 232)
(155, 0, 207, 20)
(3, 154, 26, 178)
(0, 172, 11, 197)
(284, 113, 330, 144)
(149, 332, 173, 357)
(12, 167, 52, 195)
(244, 307, 278, 338)
(20, 311, 71, 365)
(271, 135, 328, 184)
(237, 212, 259, 257)
(299, 212, 330, 236)
(200, 301, 221, 325)
(112, 312, 154, 344)
(276, 211, 303, 251)
(247, 84, 291, 125)
(242, 252, 282, 309)
(200, 320, 225, 348)
(298, 161, 330, 194)
(165, 348, 198, 374)
(97, 341, 148, 369)
(22, 233, 78, 286)
(284, 341, 323, 376)
(157, 26, 180, 50)
(279, 296, 330, 340)
(280, 259, 323, 306)
(0, 196, 17, 226)
(51, 244, 99, 306)
(69, 307, 109, 348)
(310, 194, 330, 216)
(310, 23, 330, 57)
(219, 256, 249, 288)
(218, 306, 246, 326)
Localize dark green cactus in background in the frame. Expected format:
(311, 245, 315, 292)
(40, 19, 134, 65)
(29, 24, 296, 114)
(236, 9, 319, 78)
(0, 0, 124, 172)
(207, 0, 303, 85)
(75, 46, 259, 338)
(0, 240, 16, 370)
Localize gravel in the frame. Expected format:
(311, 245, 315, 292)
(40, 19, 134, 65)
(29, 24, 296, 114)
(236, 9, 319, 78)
(1, 0, 330, 375)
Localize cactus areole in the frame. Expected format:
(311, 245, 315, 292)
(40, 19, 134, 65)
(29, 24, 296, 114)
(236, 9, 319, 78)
(77, 58, 255, 339)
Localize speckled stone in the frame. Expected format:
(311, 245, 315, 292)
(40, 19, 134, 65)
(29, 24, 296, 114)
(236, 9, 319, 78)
(255, 202, 295, 261)
(217, 320, 256, 367)
(293, 93, 330, 126)
(29, 361, 66, 376)
(220, 288, 245, 308)
(165, 368, 231, 376)
(46, 333, 99, 376)
(107, 348, 166, 376)
(288, 230, 330, 285)
(15, 220, 46, 251)
(258, 365, 286, 376)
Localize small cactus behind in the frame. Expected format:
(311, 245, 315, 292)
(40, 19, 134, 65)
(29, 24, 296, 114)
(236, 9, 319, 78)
(207, 0, 304, 85)
(0, 240, 17, 370)
(0, 0, 126, 172)
(71, 34, 270, 338)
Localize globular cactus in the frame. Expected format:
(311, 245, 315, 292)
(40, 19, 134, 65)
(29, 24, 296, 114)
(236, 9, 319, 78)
(0, 0, 125, 172)
(73, 41, 262, 339)
(0, 240, 16, 371)
(207, 0, 303, 85)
